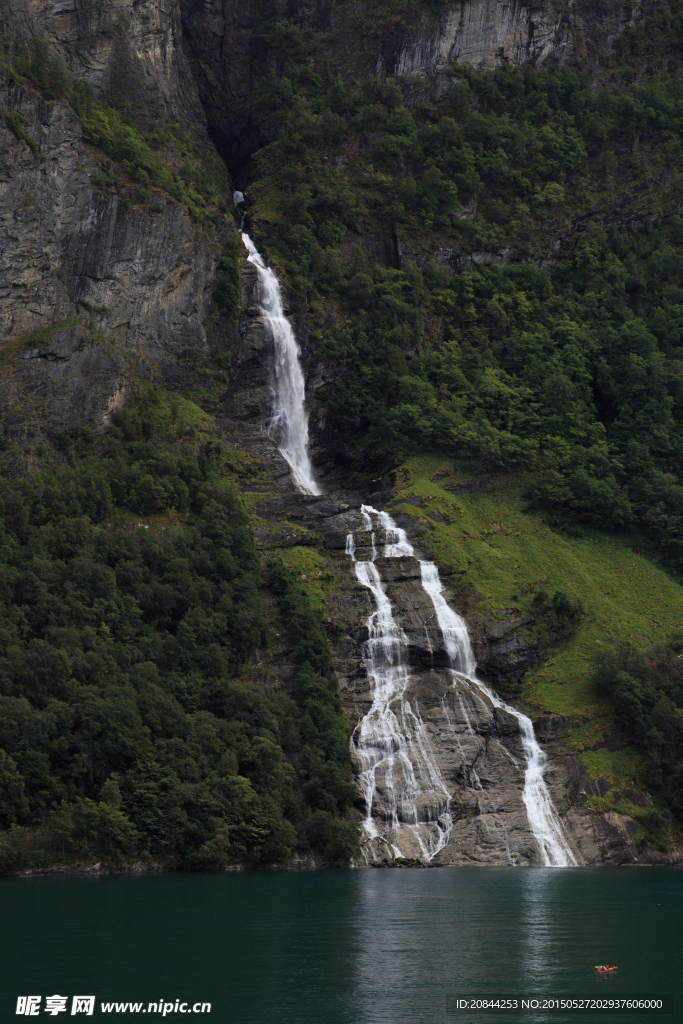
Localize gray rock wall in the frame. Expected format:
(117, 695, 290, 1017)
(3, 0, 204, 121)
(393, 0, 572, 81)
(0, 0, 230, 445)
(0, 70, 221, 440)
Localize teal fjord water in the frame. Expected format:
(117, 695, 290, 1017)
(1, 868, 680, 1024)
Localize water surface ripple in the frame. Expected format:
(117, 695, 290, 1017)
(1, 869, 679, 1023)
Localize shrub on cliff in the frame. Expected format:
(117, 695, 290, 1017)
(594, 636, 683, 819)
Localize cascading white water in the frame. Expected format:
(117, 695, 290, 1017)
(417, 560, 579, 866)
(238, 225, 319, 495)
(349, 507, 580, 867)
(348, 508, 452, 861)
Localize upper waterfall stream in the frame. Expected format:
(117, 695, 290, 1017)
(238, 221, 578, 866)
(240, 230, 319, 495)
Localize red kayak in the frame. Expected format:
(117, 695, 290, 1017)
(595, 966, 618, 974)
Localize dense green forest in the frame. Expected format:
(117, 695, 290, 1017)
(0, 393, 358, 871)
(234, 18, 683, 592)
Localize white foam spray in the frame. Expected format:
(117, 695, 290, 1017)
(348, 507, 452, 861)
(240, 231, 319, 495)
(348, 507, 580, 866)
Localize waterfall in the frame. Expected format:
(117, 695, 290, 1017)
(238, 226, 319, 495)
(348, 511, 453, 861)
(417, 557, 579, 866)
(348, 507, 580, 867)
(236, 192, 577, 866)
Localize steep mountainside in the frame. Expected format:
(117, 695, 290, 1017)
(1, 0, 238, 463)
(2, 0, 683, 868)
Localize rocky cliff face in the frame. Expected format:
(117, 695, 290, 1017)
(384, 0, 644, 83)
(3, 0, 203, 119)
(179, 0, 644, 163)
(0, 0, 230, 452)
(0, 69, 219, 354)
(392, 0, 572, 82)
(0, 0, 648, 447)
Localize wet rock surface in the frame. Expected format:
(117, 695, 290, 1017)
(238, 457, 681, 867)
(329, 536, 570, 866)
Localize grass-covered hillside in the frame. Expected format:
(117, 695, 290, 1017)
(391, 460, 683, 812)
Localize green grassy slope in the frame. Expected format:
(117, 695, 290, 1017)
(391, 457, 683, 791)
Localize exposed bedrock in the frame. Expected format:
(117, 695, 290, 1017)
(372, 0, 643, 85)
(0, 71, 222, 443)
(328, 527, 679, 866)
(392, 0, 572, 82)
(0, 1, 231, 444)
(3, 0, 205, 121)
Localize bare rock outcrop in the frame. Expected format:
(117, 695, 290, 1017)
(0, 0, 231, 448)
(393, 0, 573, 81)
(0, 325, 129, 446)
(3, 0, 204, 123)
(0, 68, 220, 354)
